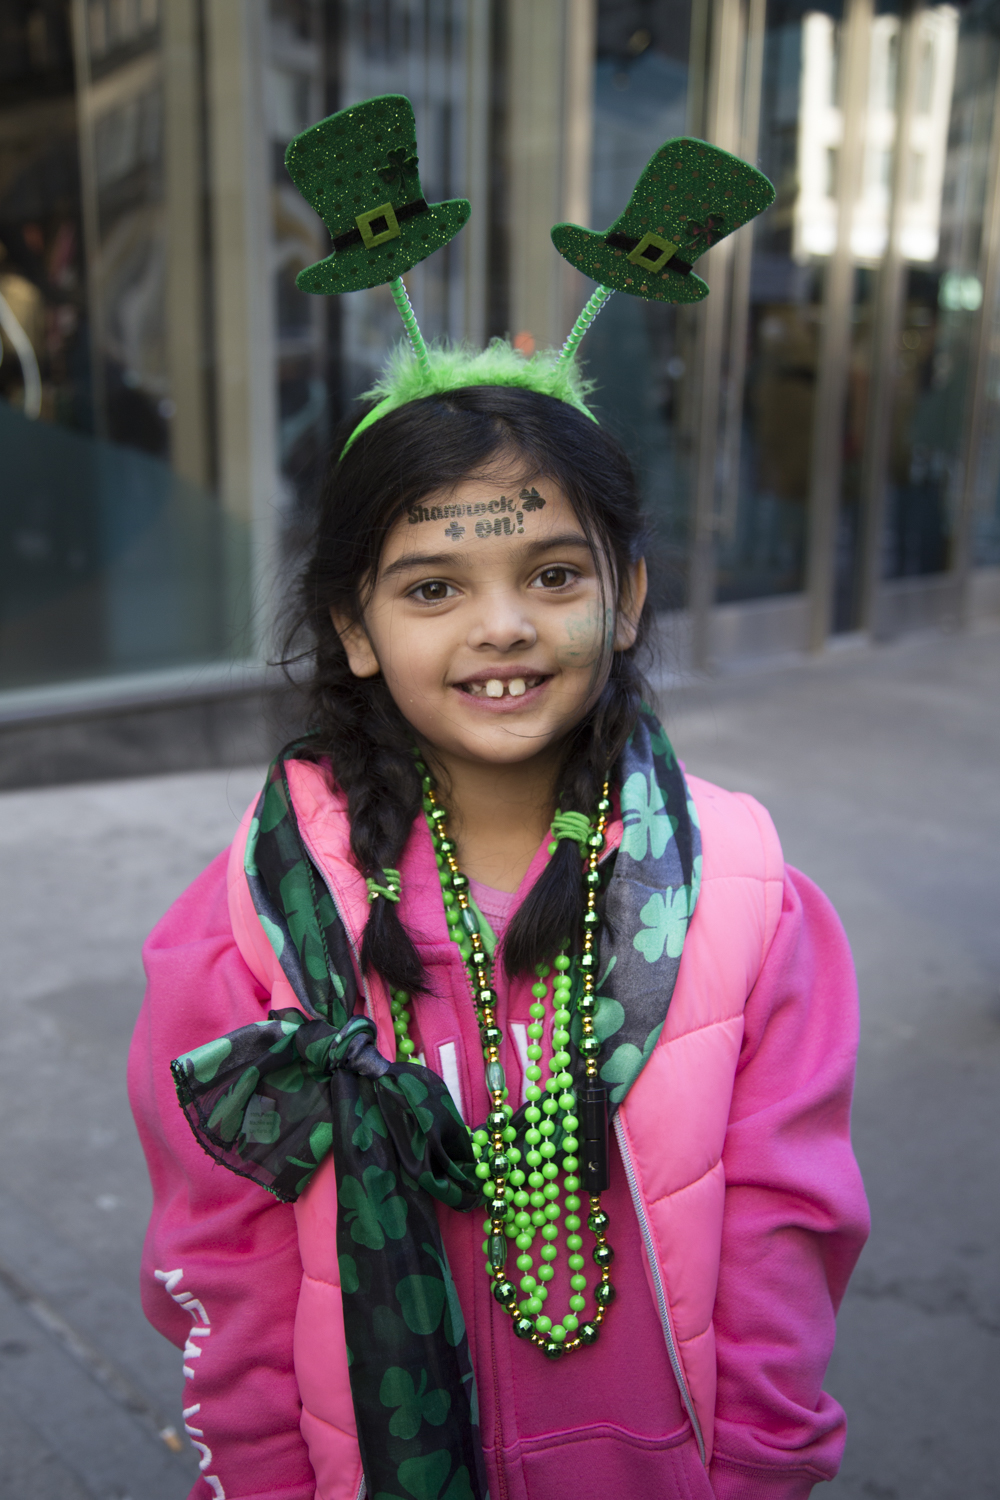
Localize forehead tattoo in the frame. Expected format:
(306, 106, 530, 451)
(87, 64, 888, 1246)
(406, 487, 546, 542)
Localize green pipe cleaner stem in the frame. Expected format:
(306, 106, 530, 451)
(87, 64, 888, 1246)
(390, 277, 431, 375)
(558, 284, 614, 364)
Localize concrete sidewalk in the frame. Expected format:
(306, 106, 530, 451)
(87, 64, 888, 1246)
(0, 763, 264, 1500)
(659, 624, 1000, 1500)
(0, 625, 997, 1499)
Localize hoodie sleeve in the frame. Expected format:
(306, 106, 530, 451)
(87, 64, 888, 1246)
(128, 850, 316, 1500)
(709, 866, 870, 1500)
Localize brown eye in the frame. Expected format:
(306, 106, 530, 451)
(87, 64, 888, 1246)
(414, 580, 452, 601)
(537, 567, 571, 588)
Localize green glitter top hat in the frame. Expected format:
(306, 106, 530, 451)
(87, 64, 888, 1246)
(286, 94, 470, 295)
(551, 138, 775, 303)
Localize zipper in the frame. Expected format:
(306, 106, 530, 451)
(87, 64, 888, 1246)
(491, 1303, 510, 1500)
(599, 812, 706, 1460)
(614, 1114, 707, 1465)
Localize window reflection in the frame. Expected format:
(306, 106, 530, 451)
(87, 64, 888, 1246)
(719, 0, 999, 624)
(883, 7, 998, 592)
(717, 0, 830, 605)
(0, 0, 232, 693)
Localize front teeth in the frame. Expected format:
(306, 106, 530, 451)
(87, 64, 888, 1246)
(468, 677, 533, 698)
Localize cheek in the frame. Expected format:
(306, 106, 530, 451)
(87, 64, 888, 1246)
(553, 604, 608, 667)
(376, 621, 445, 693)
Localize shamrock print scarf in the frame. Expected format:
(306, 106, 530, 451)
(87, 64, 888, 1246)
(171, 708, 700, 1500)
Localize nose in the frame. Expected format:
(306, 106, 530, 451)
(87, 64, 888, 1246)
(466, 588, 538, 653)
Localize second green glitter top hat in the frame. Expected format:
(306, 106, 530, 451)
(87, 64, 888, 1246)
(286, 94, 470, 294)
(552, 138, 775, 303)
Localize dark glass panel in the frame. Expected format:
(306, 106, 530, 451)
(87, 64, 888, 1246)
(588, 0, 692, 610)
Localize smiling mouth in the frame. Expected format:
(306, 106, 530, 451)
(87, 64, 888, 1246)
(458, 675, 548, 699)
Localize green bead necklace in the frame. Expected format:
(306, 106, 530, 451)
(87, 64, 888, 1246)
(390, 757, 616, 1360)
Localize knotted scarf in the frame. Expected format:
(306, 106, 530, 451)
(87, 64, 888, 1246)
(172, 709, 701, 1500)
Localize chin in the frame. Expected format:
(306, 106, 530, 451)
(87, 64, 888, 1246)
(469, 728, 567, 763)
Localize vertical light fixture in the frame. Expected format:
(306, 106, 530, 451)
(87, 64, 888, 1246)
(163, 0, 212, 489)
(804, 0, 873, 652)
(857, 2, 923, 639)
(689, 0, 745, 671)
(507, 0, 597, 351)
(204, 0, 280, 659)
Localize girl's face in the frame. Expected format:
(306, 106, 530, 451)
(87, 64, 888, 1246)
(334, 473, 646, 774)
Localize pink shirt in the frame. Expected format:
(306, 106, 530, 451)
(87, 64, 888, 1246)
(467, 877, 517, 936)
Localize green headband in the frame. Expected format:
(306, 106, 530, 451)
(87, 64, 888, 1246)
(285, 93, 775, 451)
(341, 337, 599, 458)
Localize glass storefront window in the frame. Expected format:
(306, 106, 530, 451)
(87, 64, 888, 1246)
(716, 0, 839, 606)
(0, 1, 246, 696)
(3, 0, 999, 711)
(710, 0, 1000, 632)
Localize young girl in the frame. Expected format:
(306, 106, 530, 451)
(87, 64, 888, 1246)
(129, 99, 868, 1500)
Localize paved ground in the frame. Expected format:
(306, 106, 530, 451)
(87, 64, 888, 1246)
(0, 623, 997, 1499)
(658, 625, 1000, 1500)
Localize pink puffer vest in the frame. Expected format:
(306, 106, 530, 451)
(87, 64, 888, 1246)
(227, 765, 784, 1499)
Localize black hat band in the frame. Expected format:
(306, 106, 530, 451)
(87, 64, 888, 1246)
(605, 232, 692, 276)
(333, 197, 430, 253)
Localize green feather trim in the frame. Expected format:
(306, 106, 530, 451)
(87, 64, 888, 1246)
(342, 337, 598, 455)
(365, 337, 597, 408)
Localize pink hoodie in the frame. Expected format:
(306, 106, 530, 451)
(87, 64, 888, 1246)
(129, 772, 868, 1500)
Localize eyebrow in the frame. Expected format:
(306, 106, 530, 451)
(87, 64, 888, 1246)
(379, 532, 594, 580)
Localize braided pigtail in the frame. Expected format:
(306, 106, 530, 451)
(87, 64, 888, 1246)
(305, 614, 428, 992)
(351, 729, 426, 992)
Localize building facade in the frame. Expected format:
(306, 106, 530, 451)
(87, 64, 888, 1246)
(2, 0, 999, 777)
